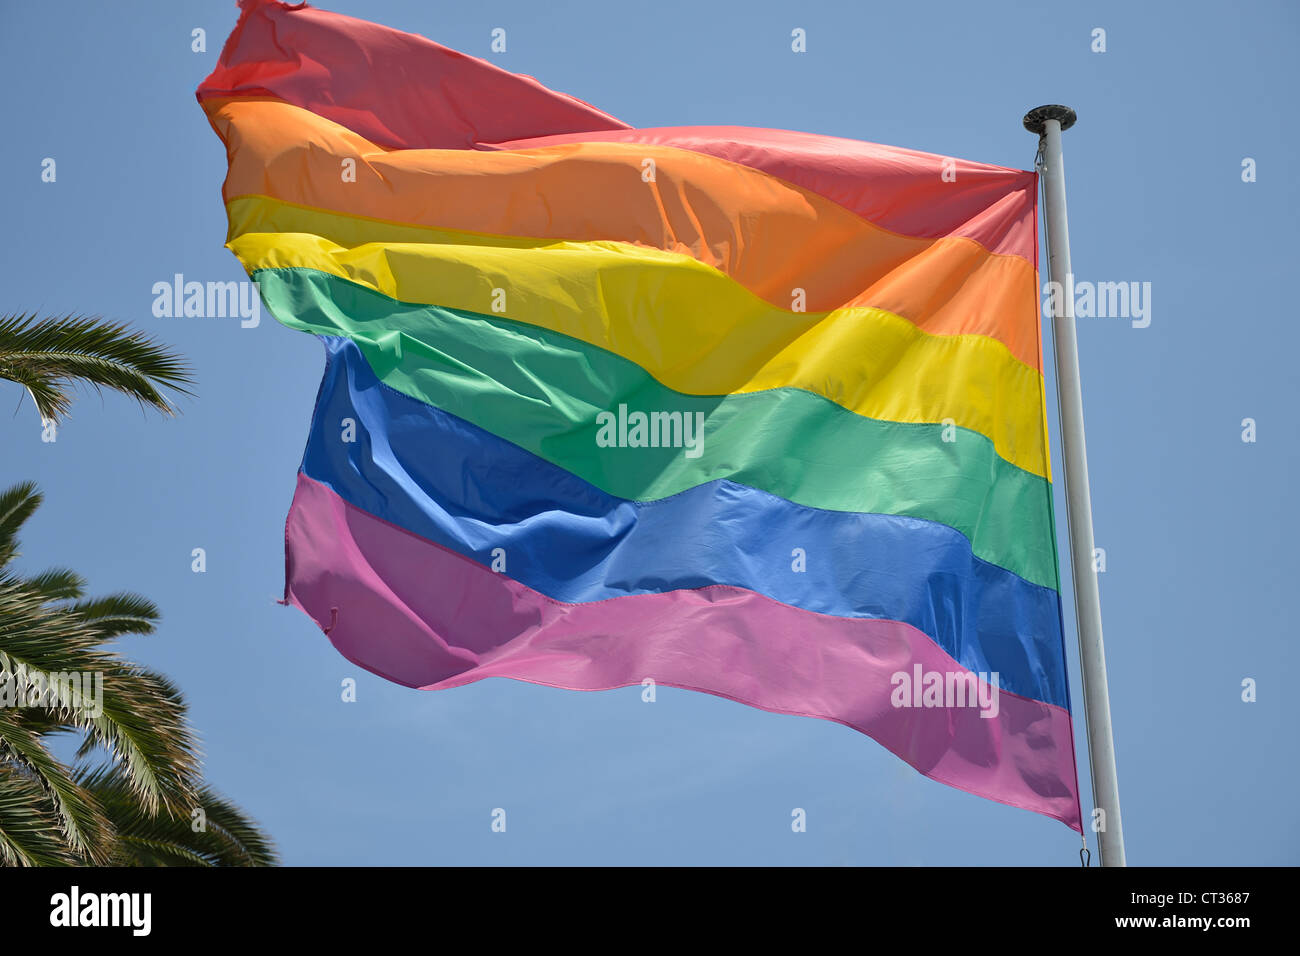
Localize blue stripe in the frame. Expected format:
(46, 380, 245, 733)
(301, 335, 1068, 709)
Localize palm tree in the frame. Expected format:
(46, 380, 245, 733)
(0, 313, 273, 864)
(0, 312, 193, 422)
(0, 482, 277, 865)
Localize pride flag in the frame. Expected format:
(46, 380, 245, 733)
(199, 0, 1082, 830)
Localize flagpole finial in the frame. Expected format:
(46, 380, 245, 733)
(1023, 105, 1078, 135)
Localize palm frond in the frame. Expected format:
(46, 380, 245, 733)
(21, 569, 86, 603)
(0, 711, 112, 863)
(0, 362, 67, 426)
(0, 482, 40, 568)
(0, 313, 195, 422)
(78, 765, 278, 866)
(0, 575, 200, 814)
(0, 767, 81, 866)
(79, 666, 201, 816)
(68, 592, 159, 640)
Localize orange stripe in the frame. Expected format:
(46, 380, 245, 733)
(204, 96, 1043, 370)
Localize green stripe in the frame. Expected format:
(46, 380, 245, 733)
(256, 267, 1059, 590)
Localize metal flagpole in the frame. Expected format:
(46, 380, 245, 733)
(1023, 105, 1126, 866)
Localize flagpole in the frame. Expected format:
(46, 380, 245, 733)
(1023, 105, 1126, 866)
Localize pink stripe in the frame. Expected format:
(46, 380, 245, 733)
(286, 473, 1082, 830)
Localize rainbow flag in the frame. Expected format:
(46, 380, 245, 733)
(200, 0, 1082, 830)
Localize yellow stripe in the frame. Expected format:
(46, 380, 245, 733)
(230, 230, 1049, 478)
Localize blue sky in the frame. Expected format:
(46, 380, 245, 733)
(1, 0, 1296, 865)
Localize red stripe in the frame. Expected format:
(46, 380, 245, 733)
(198, 0, 628, 150)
